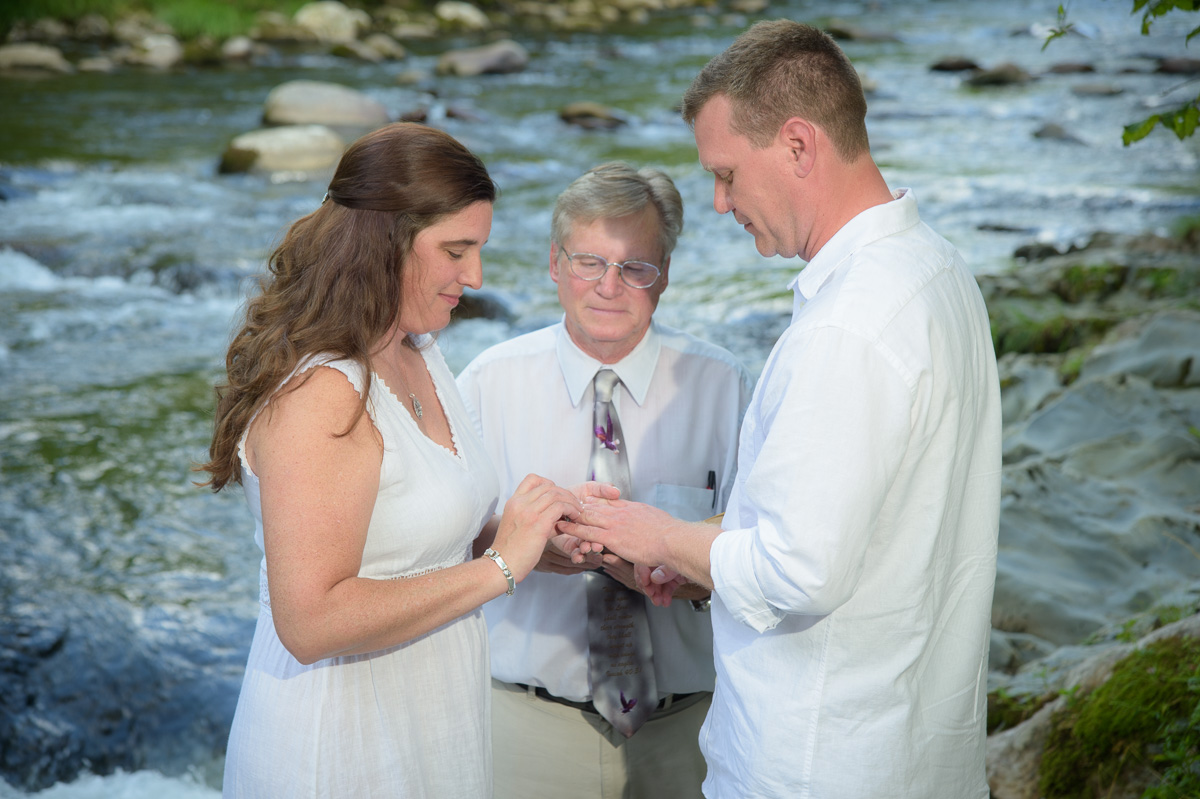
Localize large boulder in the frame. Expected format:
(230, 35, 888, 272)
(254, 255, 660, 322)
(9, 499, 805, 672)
(436, 39, 529, 76)
(294, 1, 371, 44)
(0, 43, 74, 74)
(219, 125, 346, 176)
(262, 80, 389, 139)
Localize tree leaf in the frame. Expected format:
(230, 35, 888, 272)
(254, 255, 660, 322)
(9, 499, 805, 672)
(1123, 114, 1163, 145)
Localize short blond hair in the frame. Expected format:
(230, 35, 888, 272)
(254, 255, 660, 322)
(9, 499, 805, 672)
(681, 20, 870, 161)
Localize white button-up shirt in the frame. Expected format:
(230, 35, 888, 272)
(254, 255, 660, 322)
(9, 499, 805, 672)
(457, 320, 753, 700)
(703, 190, 1001, 798)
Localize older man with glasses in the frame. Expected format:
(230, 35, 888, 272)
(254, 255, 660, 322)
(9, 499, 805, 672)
(458, 162, 753, 799)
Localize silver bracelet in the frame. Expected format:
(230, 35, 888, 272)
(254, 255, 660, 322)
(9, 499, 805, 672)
(483, 548, 515, 596)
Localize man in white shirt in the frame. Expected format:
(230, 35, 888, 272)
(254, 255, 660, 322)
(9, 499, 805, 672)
(563, 21, 1002, 798)
(457, 162, 753, 798)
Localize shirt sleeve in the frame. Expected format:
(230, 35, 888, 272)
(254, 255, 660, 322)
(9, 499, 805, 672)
(711, 324, 914, 633)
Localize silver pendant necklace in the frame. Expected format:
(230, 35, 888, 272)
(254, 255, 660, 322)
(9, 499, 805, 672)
(408, 393, 423, 419)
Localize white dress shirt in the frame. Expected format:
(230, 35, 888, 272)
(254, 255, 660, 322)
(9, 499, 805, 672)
(457, 320, 753, 700)
(702, 190, 1002, 798)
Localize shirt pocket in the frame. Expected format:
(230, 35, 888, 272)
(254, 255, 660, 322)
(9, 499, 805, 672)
(652, 483, 717, 522)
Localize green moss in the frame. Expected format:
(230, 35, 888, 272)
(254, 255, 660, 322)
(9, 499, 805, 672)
(988, 687, 1056, 734)
(989, 307, 1117, 357)
(1039, 635, 1200, 799)
(1052, 263, 1129, 304)
(1129, 266, 1198, 300)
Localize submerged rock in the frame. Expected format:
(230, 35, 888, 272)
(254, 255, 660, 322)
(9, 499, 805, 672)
(559, 101, 628, 130)
(966, 63, 1034, 87)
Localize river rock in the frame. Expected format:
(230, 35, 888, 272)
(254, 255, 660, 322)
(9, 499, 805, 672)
(987, 615, 1200, 798)
(435, 1, 492, 31)
(560, 101, 628, 130)
(262, 80, 390, 139)
(112, 12, 173, 45)
(436, 39, 529, 76)
(1046, 61, 1094, 73)
(994, 351, 1200, 654)
(930, 56, 980, 72)
(0, 43, 73, 74)
(219, 125, 346, 175)
(966, 63, 1034, 87)
(362, 33, 408, 61)
(1080, 310, 1200, 388)
(73, 13, 113, 42)
(0, 596, 252, 792)
(1157, 57, 1200, 75)
(250, 11, 318, 43)
(123, 33, 184, 70)
(12, 17, 72, 42)
(221, 36, 255, 62)
(294, 1, 371, 43)
(1032, 123, 1083, 144)
(824, 21, 900, 43)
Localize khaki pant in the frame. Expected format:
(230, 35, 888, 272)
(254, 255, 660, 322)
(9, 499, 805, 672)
(491, 679, 711, 799)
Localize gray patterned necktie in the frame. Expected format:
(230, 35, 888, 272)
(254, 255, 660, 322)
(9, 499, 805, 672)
(585, 369, 657, 738)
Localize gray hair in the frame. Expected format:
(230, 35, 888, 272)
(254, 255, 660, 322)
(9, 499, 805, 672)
(551, 162, 684, 262)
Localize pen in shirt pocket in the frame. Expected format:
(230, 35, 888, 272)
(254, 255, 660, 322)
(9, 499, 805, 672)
(707, 470, 716, 510)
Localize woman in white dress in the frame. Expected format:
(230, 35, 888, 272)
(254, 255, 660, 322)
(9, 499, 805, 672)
(202, 123, 595, 797)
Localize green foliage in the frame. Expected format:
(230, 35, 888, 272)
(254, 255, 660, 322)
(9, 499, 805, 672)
(1039, 635, 1200, 799)
(1043, 4, 1075, 50)
(0, 0, 329, 40)
(1133, 0, 1200, 41)
(1046, 1, 1200, 144)
(1124, 101, 1200, 144)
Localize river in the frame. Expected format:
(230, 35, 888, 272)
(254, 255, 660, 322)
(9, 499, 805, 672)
(1, 0, 1197, 795)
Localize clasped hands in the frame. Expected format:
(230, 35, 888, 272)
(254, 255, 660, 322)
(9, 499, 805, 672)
(547, 483, 708, 607)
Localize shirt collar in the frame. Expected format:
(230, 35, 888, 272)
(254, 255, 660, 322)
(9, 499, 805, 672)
(555, 318, 662, 408)
(788, 187, 919, 304)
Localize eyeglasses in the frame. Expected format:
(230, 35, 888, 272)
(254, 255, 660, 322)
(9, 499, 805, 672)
(559, 248, 662, 289)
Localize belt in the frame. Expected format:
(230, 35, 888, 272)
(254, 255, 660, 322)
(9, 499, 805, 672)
(518, 684, 699, 715)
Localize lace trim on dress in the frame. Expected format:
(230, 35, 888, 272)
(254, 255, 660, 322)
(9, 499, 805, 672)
(372, 369, 464, 464)
(237, 356, 369, 480)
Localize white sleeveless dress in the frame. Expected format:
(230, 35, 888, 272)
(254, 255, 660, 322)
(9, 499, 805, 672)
(222, 338, 500, 798)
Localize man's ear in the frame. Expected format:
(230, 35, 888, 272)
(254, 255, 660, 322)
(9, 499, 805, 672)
(780, 117, 817, 178)
(549, 241, 562, 284)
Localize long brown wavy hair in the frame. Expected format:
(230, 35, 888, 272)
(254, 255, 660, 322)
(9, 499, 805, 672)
(201, 122, 496, 491)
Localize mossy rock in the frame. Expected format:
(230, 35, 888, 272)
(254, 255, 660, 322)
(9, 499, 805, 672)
(987, 689, 1057, 734)
(989, 303, 1118, 357)
(1039, 634, 1200, 799)
(1050, 263, 1130, 304)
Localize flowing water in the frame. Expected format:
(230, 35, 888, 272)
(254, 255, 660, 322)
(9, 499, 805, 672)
(1, 0, 1197, 795)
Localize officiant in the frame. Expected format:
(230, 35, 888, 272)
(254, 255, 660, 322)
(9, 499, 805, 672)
(457, 161, 753, 799)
